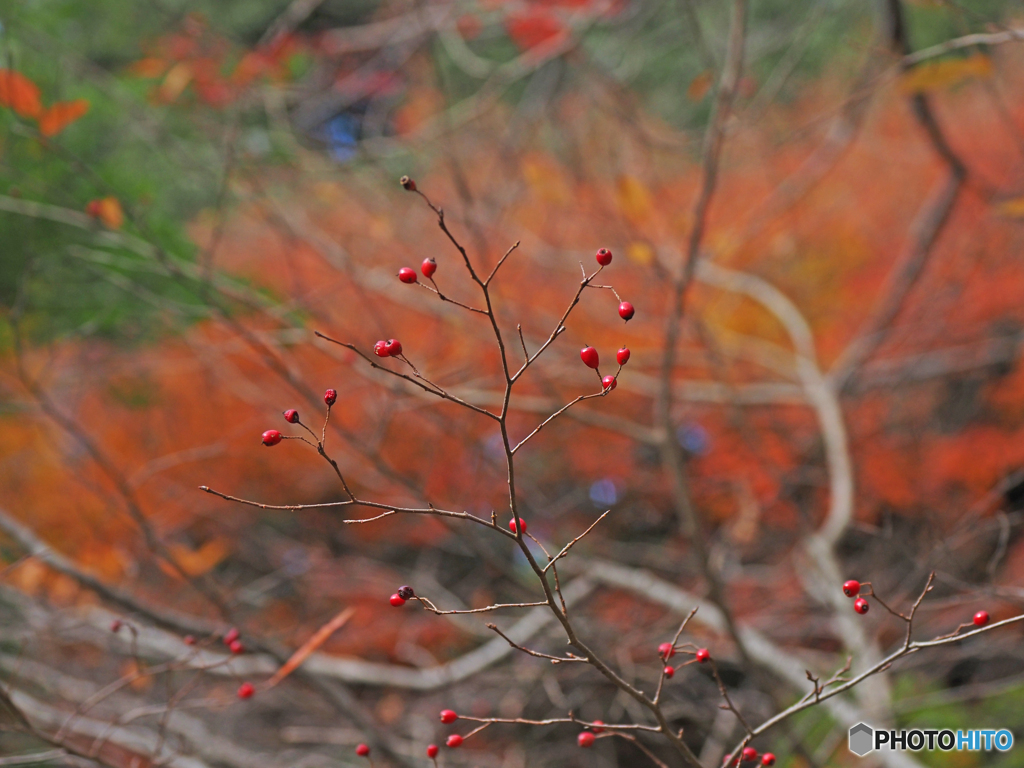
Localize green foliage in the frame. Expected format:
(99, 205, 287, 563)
(0, 3, 236, 345)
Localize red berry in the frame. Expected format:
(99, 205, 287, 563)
(398, 585, 415, 600)
(580, 346, 599, 369)
(324, 389, 337, 406)
(356, 744, 370, 758)
(509, 517, 526, 535)
(422, 258, 437, 278)
(595, 248, 612, 266)
(229, 640, 244, 654)
(283, 409, 299, 423)
(384, 338, 403, 357)
(742, 747, 758, 762)
(761, 753, 776, 766)
(602, 375, 617, 391)
(592, 720, 605, 734)
(390, 593, 406, 607)
(399, 267, 418, 284)
(618, 301, 635, 321)
(663, 666, 675, 678)
(617, 346, 630, 366)
(446, 734, 463, 748)
(85, 200, 102, 217)
(578, 731, 596, 748)
(973, 610, 990, 627)
(400, 175, 416, 191)
(237, 682, 254, 699)
(224, 628, 240, 645)
(110, 620, 122, 633)
(373, 340, 388, 357)
(659, 642, 675, 659)
(440, 709, 458, 724)
(842, 579, 860, 598)
(695, 648, 710, 663)
(427, 744, 439, 758)
(854, 597, 869, 615)
(184, 635, 196, 646)
(261, 429, 282, 446)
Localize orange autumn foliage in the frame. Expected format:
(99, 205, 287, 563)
(37, 99, 90, 136)
(0, 69, 43, 118)
(6, 48, 1024, 662)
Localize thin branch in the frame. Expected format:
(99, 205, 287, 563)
(199, 486, 501, 532)
(542, 511, 611, 573)
(314, 332, 500, 419)
(610, 731, 672, 768)
(416, 279, 488, 314)
(458, 714, 660, 733)
(511, 266, 606, 382)
(416, 598, 548, 615)
(517, 324, 530, 362)
(723, 614, 1024, 764)
(511, 391, 609, 454)
(485, 241, 521, 285)
(903, 27, 1024, 65)
(485, 624, 587, 664)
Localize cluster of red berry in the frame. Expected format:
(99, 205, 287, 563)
(842, 579, 870, 615)
(397, 258, 437, 283)
(223, 626, 245, 655)
(389, 585, 416, 607)
(592, 248, 635, 322)
(373, 339, 403, 358)
(843, 579, 991, 626)
(659, 641, 710, 679)
(576, 720, 605, 748)
(580, 344, 630, 391)
(262, 391, 340, 448)
(725, 747, 776, 766)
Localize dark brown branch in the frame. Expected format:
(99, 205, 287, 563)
(485, 624, 587, 664)
(314, 332, 500, 420)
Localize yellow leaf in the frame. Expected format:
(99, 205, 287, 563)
(900, 53, 992, 93)
(522, 155, 571, 205)
(97, 197, 124, 230)
(626, 241, 655, 265)
(37, 99, 90, 137)
(266, 607, 355, 689)
(164, 538, 230, 577)
(995, 197, 1024, 218)
(687, 70, 714, 102)
(159, 62, 193, 103)
(616, 176, 652, 224)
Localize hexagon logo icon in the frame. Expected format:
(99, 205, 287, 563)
(849, 723, 874, 757)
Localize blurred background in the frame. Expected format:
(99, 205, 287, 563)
(2, 0, 1024, 766)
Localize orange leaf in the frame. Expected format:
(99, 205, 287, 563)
(38, 100, 90, 137)
(505, 12, 564, 51)
(900, 53, 992, 93)
(266, 607, 355, 688)
(163, 537, 229, 577)
(0, 69, 43, 118)
(129, 57, 168, 79)
(97, 197, 125, 230)
(687, 70, 714, 102)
